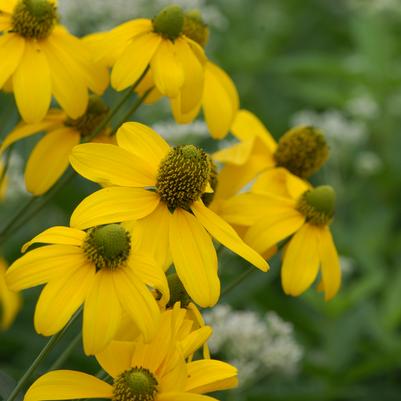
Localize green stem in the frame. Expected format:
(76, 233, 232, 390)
(5, 311, 81, 401)
(221, 267, 255, 297)
(48, 332, 82, 371)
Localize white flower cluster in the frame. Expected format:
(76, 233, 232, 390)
(347, 0, 401, 13)
(204, 305, 303, 386)
(152, 120, 210, 145)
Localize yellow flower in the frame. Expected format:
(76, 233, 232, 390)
(0, 96, 111, 195)
(0, 0, 108, 123)
(0, 258, 21, 330)
(69, 122, 269, 308)
(212, 109, 328, 202)
(88, 5, 205, 106)
(221, 169, 341, 300)
(0, 97, 111, 195)
(25, 307, 238, 401)
(0, 161, 9, 200)
(5, 222, 169, 355)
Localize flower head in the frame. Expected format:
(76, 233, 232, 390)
(69, 122, 269, 308)
(6, 222, 169, 354)
(0, 0, 108, 122)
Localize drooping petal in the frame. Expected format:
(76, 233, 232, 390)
(318, 227, 341, 300)
(170, 95, 201, 124)
(13, 41, 51, 122)
(0, 33, 25, 89)
(203, 62, 239, 139)
(22, 226, 86, 252)
(180, 326, 212, 359)
(41, 37, 88, 118)
(111, 32, 161, 91)
(116, 122, 170, 173)
(25, 128, 80, 195)
(6, 245, 85, 291)
(24, 370, 112, 401)
(113, 267, 160, 342)
(96, 341, 136, 378)
(0, 260, 20, 330)
(70, 143, 156, 187)
(34, 263, 95, 336)
(186, 360, 238, 393)
(245, 209, 305, 255)
(131, 203, 171, 271)
(281, 223, 320, 297)
(212, 138, 254, 166)
(70, 187, 160, 230)
(151, 39, 184, 98)
(158, 393, 217, 401)
(83, 269, 122, 355)
(192, 201, 269, 272)
(169, 208, 220, 308)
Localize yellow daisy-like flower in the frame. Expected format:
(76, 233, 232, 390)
(0, 0, 108, 123)
(89, 5, 205, 108)
(69, 122, 269, 308)
(221, 169, 340, 300)
(5, 222, 169, 355)
(0, 258, 21, 330)
(0, 160, 9, 200)
(25, 307, 238, 401)
(212, 109, 329, 203)
(0, 96, 111, 195)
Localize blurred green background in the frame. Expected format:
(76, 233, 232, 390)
(1, 0, 401, 400)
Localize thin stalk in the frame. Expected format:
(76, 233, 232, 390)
(48, 332, 82, 371)
(5, 311, 81, 401)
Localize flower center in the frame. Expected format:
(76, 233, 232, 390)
(64, 95, 109, 139)
(156, 144, 210, 211)
(296, 185, 336, 226)
(166, 272, 192, 308)
(274, 126, 329, 178)
(83, 224, 131, 270)
(182, 10, 209, 47)
(201, 156, 218, 207)
(152, 4, 184, 40)
(113, 367, 158, 401)
(11, 0, 57, 40)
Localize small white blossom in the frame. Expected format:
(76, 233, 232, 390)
(152, 120, 209, 145)
(355, 151, 383, 175)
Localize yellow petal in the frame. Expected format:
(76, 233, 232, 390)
(174, 38, 204, 113)
(318, 227, 341, 300)
(169, 208, 220, 308)
(22, 226, 85, 253)
(70, 143, 156, 187)
(70, 187, 160, 230)
(132, 204, 172, 271)
(41, 37, 88, 119)
(24, 370, 112, 401)
(0, 14, 11, 30)
(51, 26, 109, 95)
(0, 0, 17, 14)
(212, 138, 254, 166)
(231, 109, 277, 151)
(34, 263, 95, 335)
(0, 260, 20, 330)
(113, 267, 160, 342)
(0, 119, 63, 153)
(170, 95, 201, 124)
(0, 33, 25, 88)
(203, 62, 239, 139)
(111, 32, 161, 91)
(116, 122, 169, 173)
(192, 201, 269, 272)
(130, 252, 169, 304)
(158, 393, 216, 401)
(83, 269, 122, 355)
(245, 208, 305, 255)
(13, 41, 51, 123)
(6, 245, 85, 291)
(96, 341, 135, 378)
(151, 39, 184, 98)
(180, 326, 212, 359)
(25, 129, 80, 195)
(281, 223, 320, 296)
(186, 360, 238, 393)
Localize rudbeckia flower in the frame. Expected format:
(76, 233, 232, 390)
(6, 222, 169, 355)
(0, 96, 111, 195)
(88, 5, 205, 107)
(212, 109, 329, 203)
(69, 122, 269, 308)
(25, 307, 238, 401)
(221, 170, 341, 300)
(0, 161, 8, 200)
(0, 0, 108, 122)
(0, 258, 21, 330)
